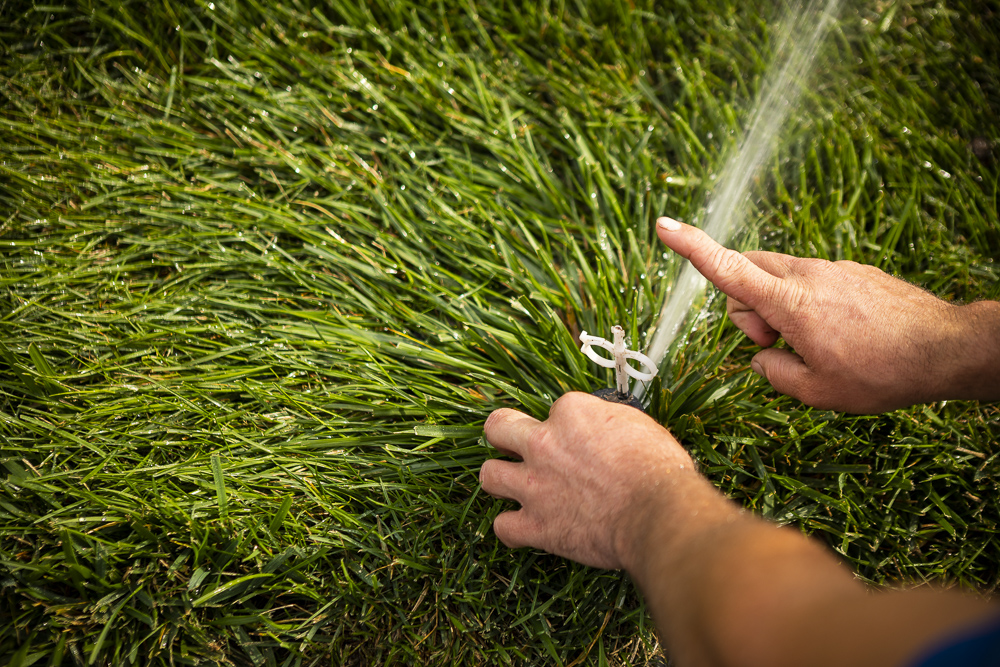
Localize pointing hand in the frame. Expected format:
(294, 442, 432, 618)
(656, 216, 1000, 413)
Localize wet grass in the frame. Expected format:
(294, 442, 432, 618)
(0, 0, 998, 664)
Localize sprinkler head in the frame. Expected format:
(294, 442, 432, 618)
(579, 325, 657, 412)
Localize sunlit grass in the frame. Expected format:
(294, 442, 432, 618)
(1, 0, 998, 664)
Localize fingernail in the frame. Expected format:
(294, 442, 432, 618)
(750, 360, 763, 376)
(657, 217, 682, 231)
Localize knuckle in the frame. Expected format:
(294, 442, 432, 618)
(801, 258, 842, 286)
(713, 247, 744, 278)
(775, 282, 808, 316)
(799, 256, 831, 271)
(549, 391, 585, 416)
(832, 259, 861, 270)
(526, 426, 552, 458)
(833, 258, 882, 281)
(706, 247, 757, 295)
(548, 393, 569, 415)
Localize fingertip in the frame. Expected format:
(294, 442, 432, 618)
(752, 348, 811, 399)
(728, 309, 780, 347)
(749, 329, 780, 348)
(485, 407, 515, 428)
(493, 511, 529, 549)
(478, 458, 495, 486)
(656, 216, 683, 232)
(483, 409, 503, 444)
(483, 407, 525, 444)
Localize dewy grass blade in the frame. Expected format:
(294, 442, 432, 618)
(0, 0, 998, 664)
(211, 454, 228, 521)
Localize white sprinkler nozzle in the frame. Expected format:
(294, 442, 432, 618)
(579, 325, 658, 394)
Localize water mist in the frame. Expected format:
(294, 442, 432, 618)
(635, 0, 841, 401)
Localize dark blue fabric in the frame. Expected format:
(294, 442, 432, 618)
(908, 615, 1000, 667)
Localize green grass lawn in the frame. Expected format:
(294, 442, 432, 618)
(1, 0, 998, 664)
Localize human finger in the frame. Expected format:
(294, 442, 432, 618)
(656, 217, 782, 309)
(548, 390, 603, 419)
(492, 509, 539, 549)
(743, 250, 799, 279)
(751, 348, 812, 399)
(728, 297, 780, 347)
(479, 458, 528, 503)
(484, 408, 540, 459)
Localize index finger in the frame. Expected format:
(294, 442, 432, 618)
(656, 216, 782, 309)
(484, 408, 540, 459)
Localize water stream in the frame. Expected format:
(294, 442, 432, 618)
(635, 0, 841, 401)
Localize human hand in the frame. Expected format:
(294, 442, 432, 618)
(656, 216, 1000, 413)
(479, 392, 729, 571)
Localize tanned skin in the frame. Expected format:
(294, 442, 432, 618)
(479, 218, 1000, 667)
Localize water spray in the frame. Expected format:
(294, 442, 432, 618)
(634, 0, 841, 402)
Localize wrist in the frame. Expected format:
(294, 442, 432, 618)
(942, 300, 1000, 402)
(617, 471, 738, 578)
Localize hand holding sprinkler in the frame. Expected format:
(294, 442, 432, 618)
(579, 325, 658, 411)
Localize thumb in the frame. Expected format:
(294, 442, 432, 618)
(751, 348, 812, 399)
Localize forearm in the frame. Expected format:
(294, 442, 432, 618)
(629, 499, 859, 667)
(480, 392, 999, 666)
(627, 487, 997, 667)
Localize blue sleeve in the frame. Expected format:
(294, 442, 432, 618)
(908, 615, 1000, 667)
